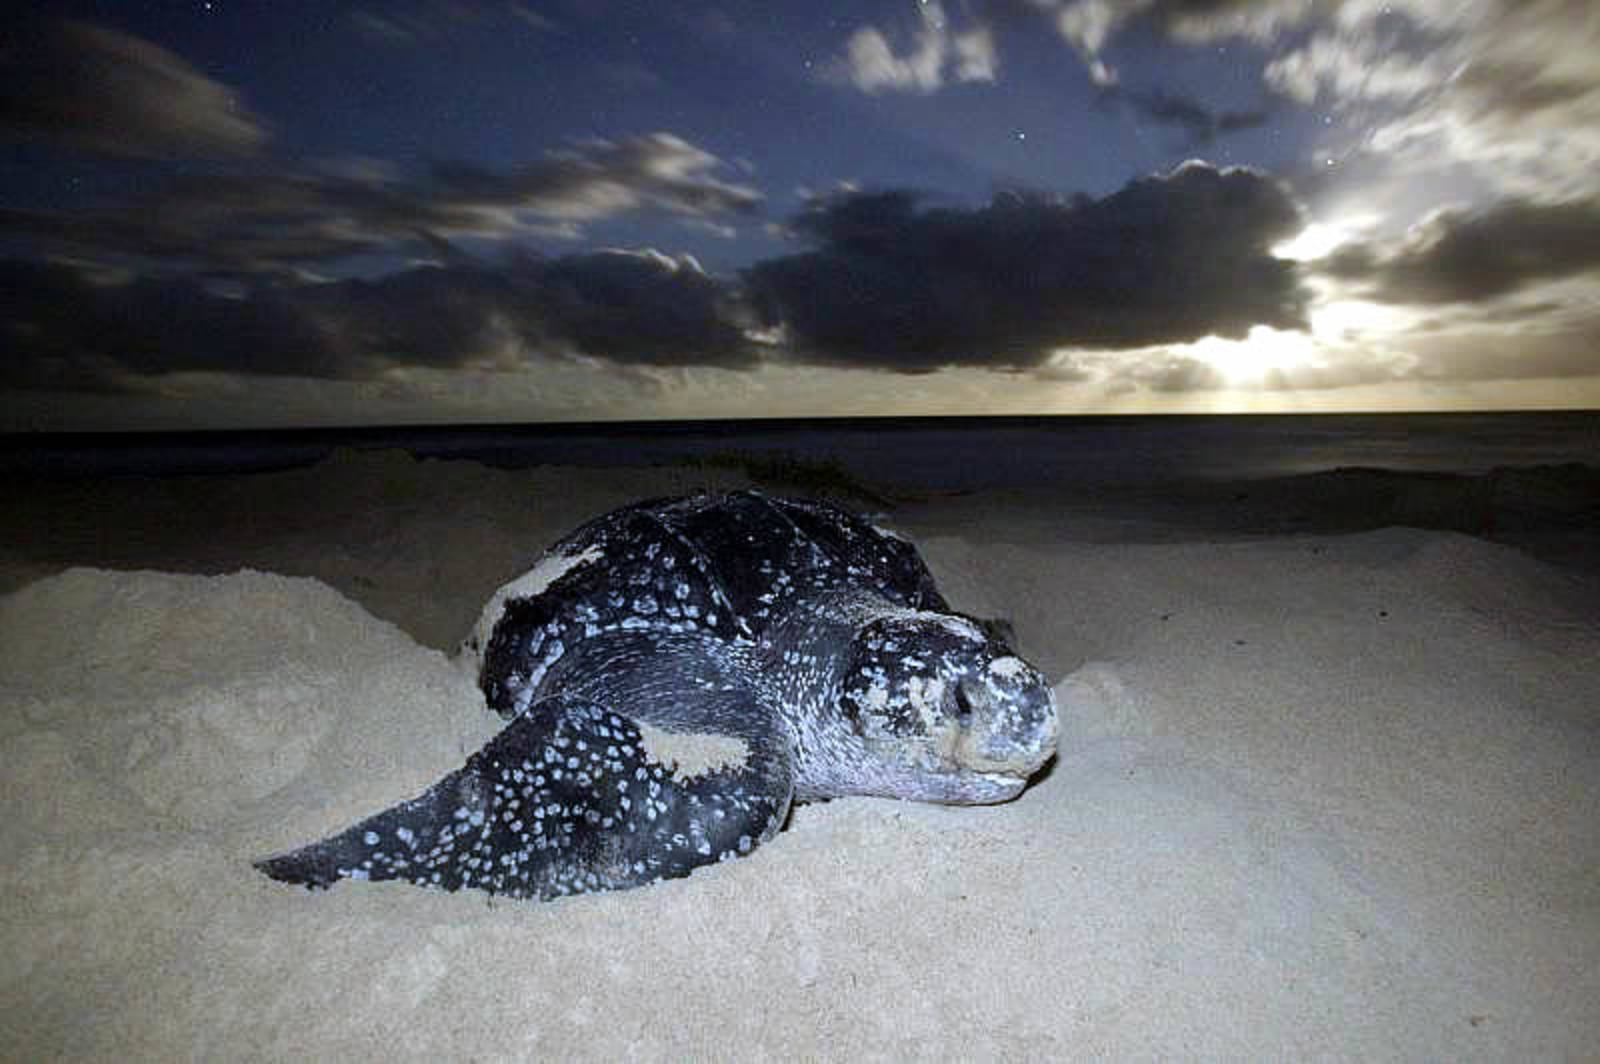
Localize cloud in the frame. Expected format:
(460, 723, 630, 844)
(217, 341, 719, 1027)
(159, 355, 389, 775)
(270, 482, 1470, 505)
(6, 163, 1312, 392)
(529, 249, 757, 366)
(1028, 1, 1600, 210)
(1260, 1, 1598, 119)
(1262, 23, 1447, 110)
(0, 133, 762, 277)
(1130, 353, 1227, 393)
(1267, 2, 1600, 203)
(1, 249, 759, 393)
(1105, 87, 1270, 147)
(0, 19, 268, 160)
(1316, 197, 1600, 304)
(297, 248, 758, 370)
(1028, 0, 1317, 85)
(0, 260, 347, 391)
(1398, 313, 1600, 383)
(350, 2, 559, 45)
(828, 2, 998, 94)
(746, 162, 1308, 371)
(426, 133, 763, 222)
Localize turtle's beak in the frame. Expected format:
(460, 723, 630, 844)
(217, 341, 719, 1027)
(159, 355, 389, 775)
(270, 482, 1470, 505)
(947, 657, 1058, 783)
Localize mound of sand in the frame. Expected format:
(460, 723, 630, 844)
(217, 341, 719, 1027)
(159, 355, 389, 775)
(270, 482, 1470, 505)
(1, 464, 1597, 1058)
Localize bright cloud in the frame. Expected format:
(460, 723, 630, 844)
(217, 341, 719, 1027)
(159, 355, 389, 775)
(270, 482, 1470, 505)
(828, 2, 997, 94)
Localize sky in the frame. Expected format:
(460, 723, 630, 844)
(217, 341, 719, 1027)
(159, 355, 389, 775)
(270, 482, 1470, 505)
(2, 0, 1599, 429)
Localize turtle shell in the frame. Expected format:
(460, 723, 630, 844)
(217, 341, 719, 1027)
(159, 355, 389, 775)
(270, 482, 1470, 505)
(473, 491, 949, 720)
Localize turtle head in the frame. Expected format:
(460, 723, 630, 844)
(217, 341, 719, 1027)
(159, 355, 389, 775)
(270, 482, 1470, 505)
(833, 610, 1058, 804)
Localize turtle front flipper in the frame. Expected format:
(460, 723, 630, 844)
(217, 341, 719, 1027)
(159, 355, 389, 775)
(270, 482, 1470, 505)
(255, 689, 792, 901)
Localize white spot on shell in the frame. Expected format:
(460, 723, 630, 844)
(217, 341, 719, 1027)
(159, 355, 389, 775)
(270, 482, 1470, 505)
(989, 655, 1029, 679)
(462, 544, 607, 663)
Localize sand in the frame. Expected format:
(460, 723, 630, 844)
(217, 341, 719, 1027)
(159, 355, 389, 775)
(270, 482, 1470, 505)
(2, 451, 1597, 1059)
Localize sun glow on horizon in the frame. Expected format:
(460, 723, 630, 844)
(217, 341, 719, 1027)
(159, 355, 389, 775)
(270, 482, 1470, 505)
(1183, 295, 1417, 387)
(1150, 213, 1409, 390)
(1187, 326, 1319, 383)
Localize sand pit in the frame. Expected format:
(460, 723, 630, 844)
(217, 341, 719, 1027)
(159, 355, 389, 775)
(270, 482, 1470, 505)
(1, 456, 1597, 1059)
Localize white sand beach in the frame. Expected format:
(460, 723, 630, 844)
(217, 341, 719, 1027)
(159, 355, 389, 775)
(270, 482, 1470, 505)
(2, 451, 1597, 1059)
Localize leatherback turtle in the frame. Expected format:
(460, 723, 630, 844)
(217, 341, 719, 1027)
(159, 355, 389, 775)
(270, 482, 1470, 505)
(256, 490, 1057, 901)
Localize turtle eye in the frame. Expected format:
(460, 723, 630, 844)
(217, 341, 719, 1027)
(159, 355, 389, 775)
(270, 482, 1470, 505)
(953, 681, 975, 728)
(838, 689, 867, 736)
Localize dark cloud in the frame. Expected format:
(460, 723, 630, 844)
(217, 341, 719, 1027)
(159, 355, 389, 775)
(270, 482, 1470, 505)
(0, 134, 762, 277)
(5, 163, 1311, 391)
(745, 162, 1308, 371)
(0, 176, 393, 279)
(1101, 86, 1270, 147)
(532, 250, 755, 365)
(0, 260, 344, 391)
(0, 20, 268, 160)
(284, 248, 756, 370)
(1, 249, 757, 393)
(1318, 198, 1600, 304)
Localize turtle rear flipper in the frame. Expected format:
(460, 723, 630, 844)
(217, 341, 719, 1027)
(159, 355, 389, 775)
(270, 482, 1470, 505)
(255, 690, 792, 901)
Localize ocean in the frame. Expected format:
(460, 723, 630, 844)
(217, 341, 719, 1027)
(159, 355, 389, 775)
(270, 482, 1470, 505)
(5, 412, 1597, 490)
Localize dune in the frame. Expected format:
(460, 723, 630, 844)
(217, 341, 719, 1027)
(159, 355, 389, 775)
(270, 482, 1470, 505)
(1, 452, 1597, 1059)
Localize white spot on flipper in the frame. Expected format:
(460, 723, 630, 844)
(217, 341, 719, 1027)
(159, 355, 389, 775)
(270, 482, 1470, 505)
(634, 721, 748, 781)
